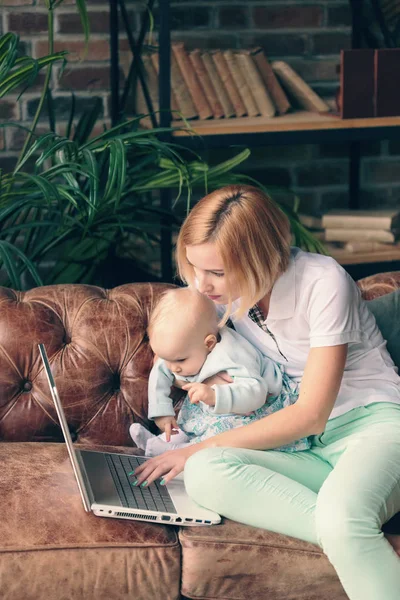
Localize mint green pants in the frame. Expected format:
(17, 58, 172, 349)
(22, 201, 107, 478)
(184, 403, 400, 600)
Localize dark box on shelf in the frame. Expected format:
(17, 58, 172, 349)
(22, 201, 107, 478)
(339, 49, 375, 119)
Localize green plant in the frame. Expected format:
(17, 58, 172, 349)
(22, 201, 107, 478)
(0, 2, 324, 290)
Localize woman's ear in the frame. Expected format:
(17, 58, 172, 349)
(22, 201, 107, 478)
(204, 333, 218, 352)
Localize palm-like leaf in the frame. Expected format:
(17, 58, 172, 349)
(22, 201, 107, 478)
(0, 23, 323, 290)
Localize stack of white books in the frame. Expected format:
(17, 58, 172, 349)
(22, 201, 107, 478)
(299, 209, 400, 253)
(321, 209, 400, 252)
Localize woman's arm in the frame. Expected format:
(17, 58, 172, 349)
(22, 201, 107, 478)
(134, 344, 347, 485)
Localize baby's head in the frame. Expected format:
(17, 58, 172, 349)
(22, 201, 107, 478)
(148, 288, 219, 377)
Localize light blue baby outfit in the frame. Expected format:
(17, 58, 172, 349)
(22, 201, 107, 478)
(148, 327, 310, 452)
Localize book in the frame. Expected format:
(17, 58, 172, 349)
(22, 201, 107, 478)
(322, 209, 400, 231)
(325, 228, 400, 243)
(201, 51, 235, 118)
(150, 52, 181, 117)
(189, 49, 224, 119)
(141, 53, 159, 113)
(235, 51, 276, 117)
(344, 241, 393, 253)
(170, 50, 198, 119)
(171, 43, 213, 120)
(271, 61, 331, 113)
(374, 48, 400, 117)
(223, 50, 259, 117)
(211, 50, 247, 118)
(251, 47, 291, 115)
(339, 50, 375, 119)
(298, 213, 323, 229)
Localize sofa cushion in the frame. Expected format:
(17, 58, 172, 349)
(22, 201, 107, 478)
(179, 519, 347, 600)
(0, 442, 181, 600)
(367, 289, 400, 368)
(357, 270, 400, 300)
(0, 283, 174, 445)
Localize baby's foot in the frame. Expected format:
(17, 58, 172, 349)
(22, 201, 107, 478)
(145, 436, 191, 457)
(129, 423, 155, 450)
(385, 533, 400, 557)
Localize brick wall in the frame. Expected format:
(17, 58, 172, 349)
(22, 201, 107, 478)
(1, 0, 399, 215)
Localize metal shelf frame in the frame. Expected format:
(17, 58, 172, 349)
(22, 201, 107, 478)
(109, 0, 400, 279)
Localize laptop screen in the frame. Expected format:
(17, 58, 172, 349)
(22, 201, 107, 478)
(38, 343, 92, 512)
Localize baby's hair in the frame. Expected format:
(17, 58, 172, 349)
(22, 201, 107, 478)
(176, 184, 291, 322)
(148, 287, 219, 340)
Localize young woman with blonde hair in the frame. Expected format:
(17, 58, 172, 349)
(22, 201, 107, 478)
(135, 184, 400, 600)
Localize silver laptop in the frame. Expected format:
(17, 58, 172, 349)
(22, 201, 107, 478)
(38, 343, 220, 526)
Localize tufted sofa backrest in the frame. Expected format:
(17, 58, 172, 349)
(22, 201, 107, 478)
(0, 283, 174, 445)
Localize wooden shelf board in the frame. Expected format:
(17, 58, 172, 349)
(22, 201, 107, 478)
(328, 245, 400, 265)
(170, 111, 400, 137)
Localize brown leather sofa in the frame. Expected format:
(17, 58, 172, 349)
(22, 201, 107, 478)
(1, 272, 399, 600)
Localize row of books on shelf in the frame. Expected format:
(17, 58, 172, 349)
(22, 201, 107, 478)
(299, 208, 400, 253)
(136, 44, 331, 122)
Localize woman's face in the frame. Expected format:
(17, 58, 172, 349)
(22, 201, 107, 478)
(186, 243, 239, 304)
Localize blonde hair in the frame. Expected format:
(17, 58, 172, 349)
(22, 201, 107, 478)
(176, 184, 291, 321)
(148, 287, 218, 341)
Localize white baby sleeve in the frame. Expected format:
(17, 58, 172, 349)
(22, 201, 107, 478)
(148, 359, 176, 419)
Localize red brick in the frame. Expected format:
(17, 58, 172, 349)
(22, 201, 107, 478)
(170, 32, 236, 51)
(57, 10, 137, 35)
(388, 140, 400, 155)
(250, 144, 314, 163)
(7, 12, 48, 34)
(288, 58, 339, 82)
(363, 160, 400, 184)
(0, 156, 18, 173)
(239, 33, 306, 57)
(241, 166, 292, 188)
(252, 6, 324, 29)
(58, 67, 113, 91)
(2, 0, 34, 4)
(219, 8, 249, 29)
(296, 162, 348, 187)
(327, 5, 352, 27)
(312, 32, 351, 55)
(35, 39, 113, 62)
(7, 125, 47, 151)
(168, 7, 211, 30)
(0, 130, 4, 151)
(0, 99, 19, 120)
(319, 142, 381, 159)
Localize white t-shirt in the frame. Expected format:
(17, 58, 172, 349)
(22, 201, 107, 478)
(222, 247, 400, 420)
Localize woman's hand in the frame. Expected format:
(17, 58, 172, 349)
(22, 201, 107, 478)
(134, 446, 193, 486)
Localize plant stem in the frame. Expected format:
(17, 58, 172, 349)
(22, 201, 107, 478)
(15, 5, 55, 169)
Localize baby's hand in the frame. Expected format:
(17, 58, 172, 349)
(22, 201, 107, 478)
(182, 382, 216, 406)
(153, 416, 180, 442)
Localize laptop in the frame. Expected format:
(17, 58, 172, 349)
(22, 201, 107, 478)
(38, 343, 221, 526)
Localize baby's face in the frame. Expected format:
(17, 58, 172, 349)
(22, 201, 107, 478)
(151, 337, 209, 378)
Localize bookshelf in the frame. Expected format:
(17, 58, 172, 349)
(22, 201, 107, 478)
(109, 0, 400, 281)
(171, 112, 400, 141)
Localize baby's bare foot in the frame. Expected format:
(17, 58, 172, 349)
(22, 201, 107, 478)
(385, 533, 400, 556)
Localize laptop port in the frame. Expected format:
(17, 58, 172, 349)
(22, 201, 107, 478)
(185, 518, 193, 522)
(161, 515, 171, 521)
(204, 520, 211, 524)
(175, 517, 182, 523)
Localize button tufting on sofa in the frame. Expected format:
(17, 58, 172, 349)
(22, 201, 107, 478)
(0, 277, 399, 600)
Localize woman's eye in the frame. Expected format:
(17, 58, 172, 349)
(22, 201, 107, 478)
(212, 272, 224, 278)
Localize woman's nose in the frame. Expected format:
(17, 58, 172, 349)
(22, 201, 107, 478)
(197, 273, 212, 294)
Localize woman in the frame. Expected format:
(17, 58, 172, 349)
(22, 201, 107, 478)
(135, 184, 400, 600)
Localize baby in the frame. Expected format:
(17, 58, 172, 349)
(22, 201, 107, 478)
(130, 288, 310, 456)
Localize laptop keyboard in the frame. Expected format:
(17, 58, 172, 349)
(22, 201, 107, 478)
(105, 453, 177, 514)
